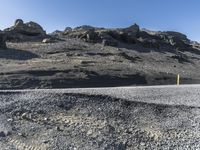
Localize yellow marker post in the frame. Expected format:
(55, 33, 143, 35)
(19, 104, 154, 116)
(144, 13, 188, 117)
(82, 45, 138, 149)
(177, 74, 180, 85)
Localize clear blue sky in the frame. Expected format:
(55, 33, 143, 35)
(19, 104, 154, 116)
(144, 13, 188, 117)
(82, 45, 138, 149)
(0, 0, 200, 41)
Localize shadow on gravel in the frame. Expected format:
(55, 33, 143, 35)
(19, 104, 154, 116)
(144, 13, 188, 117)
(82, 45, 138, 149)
(0, 48, 39, 60)
(0, 72, 148, 89)
(62, 93, 199, 109)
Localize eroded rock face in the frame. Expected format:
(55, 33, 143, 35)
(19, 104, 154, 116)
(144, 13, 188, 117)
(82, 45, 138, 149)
(53, 22, 193, 50)
(4, 19, 46, 42)
(137, 29, 191, 49)
(6, 19, 46, 36)
(0, 31, 6, 49)
(123, 24, 140, 37)
(61, 23, 141, 46)
(164, 31, 190, 48)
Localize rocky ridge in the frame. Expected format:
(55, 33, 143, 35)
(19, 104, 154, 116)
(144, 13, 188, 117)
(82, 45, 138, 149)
(1, 19, 196, 49)
(54, 23, 191, 49)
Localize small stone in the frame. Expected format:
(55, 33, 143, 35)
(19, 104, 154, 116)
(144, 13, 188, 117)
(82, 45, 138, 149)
(140, 142, 145, 146)
(43, 140, 50, 144)
(56, 126, 65, 131)
(21, 113, 27, 119)
(7, 118, 13, 122)
(42, 38, 53, 43)
(21, 113, 31, 120)
(18, 132, 27, 137)
(0, 131, 6, 137)
(87, 129, 93, 136)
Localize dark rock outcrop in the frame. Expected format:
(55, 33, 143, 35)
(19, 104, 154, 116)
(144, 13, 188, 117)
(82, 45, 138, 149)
(3, 20, 189, 51)
(61, 24, 140, 46)
(51, 30, 62, 36)
(99, 32, 118, 46)
(164, 31, 190, 48)
(4, 19, 47, 42)
(138, 29, 191, 49)
(5, 19, 46, 36)
(0, 31, 6, 49)
(120, 23, 140, 43)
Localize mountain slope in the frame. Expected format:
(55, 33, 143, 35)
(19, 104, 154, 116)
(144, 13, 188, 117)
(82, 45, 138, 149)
(0, 19, 200, 89)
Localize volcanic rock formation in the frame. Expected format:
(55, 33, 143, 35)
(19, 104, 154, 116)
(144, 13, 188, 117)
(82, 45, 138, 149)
(4, 19, 47, 42)
(0, 20, 200, 89)
(0, 31, 6, 49)
(55, 23, 192, 50)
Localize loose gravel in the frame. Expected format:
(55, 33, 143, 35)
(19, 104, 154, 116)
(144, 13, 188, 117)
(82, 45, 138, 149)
(1, 91, 200, 149)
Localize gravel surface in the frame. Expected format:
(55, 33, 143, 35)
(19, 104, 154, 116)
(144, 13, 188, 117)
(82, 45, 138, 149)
(1, 86, 200, 149)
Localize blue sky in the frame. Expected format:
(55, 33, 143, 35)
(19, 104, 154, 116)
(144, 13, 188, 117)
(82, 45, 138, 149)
(0, 0, 200, 41)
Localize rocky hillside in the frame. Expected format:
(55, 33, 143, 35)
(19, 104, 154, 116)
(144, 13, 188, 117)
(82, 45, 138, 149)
(0, 19, 200, 89)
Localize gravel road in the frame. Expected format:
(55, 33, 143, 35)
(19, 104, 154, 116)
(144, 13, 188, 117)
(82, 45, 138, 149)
(1, 85, 200, 149)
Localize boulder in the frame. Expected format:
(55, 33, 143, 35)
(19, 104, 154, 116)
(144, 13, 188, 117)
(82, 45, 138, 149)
(42, 38, 54, 43)
(15, 19, 24, 27)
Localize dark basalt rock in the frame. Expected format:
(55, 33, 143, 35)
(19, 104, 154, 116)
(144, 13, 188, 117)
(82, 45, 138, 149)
(0, 31, 6, 49)
(4, 19, 47, 42)
(138, 29, 191, 49)
(60, 23, 139, 46)
(5, 19, 46, 36)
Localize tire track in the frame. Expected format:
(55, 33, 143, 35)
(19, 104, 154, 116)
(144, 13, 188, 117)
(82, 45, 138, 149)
(6, 137, 48, 150)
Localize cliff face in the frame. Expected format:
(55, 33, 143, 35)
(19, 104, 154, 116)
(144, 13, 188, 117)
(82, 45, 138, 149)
(0, 19, 200, 89)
